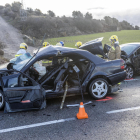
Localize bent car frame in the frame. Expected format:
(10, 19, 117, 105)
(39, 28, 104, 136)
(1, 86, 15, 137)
(120, 43, 140, 79)
(0, 43, 126, 112)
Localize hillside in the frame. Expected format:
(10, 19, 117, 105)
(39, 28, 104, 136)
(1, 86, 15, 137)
(0, 1, 139, 41)
(0, 16, 35, 60)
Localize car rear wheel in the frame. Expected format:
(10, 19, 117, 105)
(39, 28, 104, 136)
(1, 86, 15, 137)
(126, 66, 134, 79)
(0, 90, 4, 110)
(89, 78, 108, 100)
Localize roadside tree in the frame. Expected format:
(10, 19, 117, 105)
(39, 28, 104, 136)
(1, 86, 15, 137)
(35, 8, 42, 16)
(48, 10, 55, 17)
(11, 1, 21, 12)
(85, 12, 92, 20)
(72, 11, 83, 18)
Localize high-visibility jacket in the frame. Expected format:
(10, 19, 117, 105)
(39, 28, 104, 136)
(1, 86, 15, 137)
(108, 43, 121, 60)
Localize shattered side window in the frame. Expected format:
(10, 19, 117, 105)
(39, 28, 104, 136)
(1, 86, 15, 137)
(26, 59, 48, 81)
(10, 53, 32, 64)
(42, 57, 68, 66)
(4, 73, 34, 88)
(42, 57, 53, 67)
(33, 60, 47, 77)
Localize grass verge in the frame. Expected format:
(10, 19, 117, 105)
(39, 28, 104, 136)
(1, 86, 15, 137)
(45, 30, 140, 48)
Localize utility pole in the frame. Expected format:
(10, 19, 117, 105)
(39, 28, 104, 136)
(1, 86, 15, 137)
(20, 0, 27, 21)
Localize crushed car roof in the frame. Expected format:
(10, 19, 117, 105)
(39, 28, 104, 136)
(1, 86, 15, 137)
(36, 45, 105, 64)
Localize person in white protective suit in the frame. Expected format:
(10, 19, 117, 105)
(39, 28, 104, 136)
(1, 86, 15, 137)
(15, 43, 28, 57)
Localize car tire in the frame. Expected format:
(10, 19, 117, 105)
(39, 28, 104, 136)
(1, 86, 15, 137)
(126, 65, 134, 79)
(89, 78, 109, 100)
(0, 90, 4, 110)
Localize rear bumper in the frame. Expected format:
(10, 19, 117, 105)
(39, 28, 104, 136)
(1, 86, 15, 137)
(107, 71, 126, 86)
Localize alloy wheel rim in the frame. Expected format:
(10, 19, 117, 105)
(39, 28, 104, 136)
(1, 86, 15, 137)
(91, 80, 108, 98)
(126, 67, 133, 79)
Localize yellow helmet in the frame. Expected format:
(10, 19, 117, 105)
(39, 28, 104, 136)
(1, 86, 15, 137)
(109, 35, 118, 44)
(43, 42, 50, 47)
(75, 41, 82, 48)
(20, 43, 28, 50)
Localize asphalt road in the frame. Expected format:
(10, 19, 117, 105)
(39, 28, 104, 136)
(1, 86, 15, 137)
(1, 76, 140, 140)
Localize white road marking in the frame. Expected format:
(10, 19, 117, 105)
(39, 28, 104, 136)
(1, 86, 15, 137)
(106, 106, 140, 114)
(0, 117, 76, 134)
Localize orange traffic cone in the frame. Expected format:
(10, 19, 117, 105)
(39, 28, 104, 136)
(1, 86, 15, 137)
(76, 102, 88, 119)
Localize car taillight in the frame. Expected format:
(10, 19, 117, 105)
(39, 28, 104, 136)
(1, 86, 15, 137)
(121, 65, 125, 69)
(120, 59, 125, 69)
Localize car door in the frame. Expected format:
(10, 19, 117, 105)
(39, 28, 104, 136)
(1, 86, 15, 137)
(2, 72, 46, 113)
(132, 47, 140, 72)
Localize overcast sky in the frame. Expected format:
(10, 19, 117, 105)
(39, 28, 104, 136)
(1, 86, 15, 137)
(1, 0, 140, 26)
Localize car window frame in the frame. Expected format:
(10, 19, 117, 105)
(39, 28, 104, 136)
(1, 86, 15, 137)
(120, 44, 140, 57)
(133, 47, 140, 56)
(1, 70, 39, 89)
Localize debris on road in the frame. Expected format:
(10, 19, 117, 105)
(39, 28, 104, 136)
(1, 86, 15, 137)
(66, 101, 92, 107)
(124, 78, 139, 81)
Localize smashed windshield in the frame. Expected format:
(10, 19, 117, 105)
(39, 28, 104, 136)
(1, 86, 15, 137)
(10, 53, 33, 71)
(120, 44, 138, 55)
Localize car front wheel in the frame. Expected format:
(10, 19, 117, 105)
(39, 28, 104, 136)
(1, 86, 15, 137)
(126, 66, 134, 79)
(89, 78, 108, 100)
(0, 90, 4, 110)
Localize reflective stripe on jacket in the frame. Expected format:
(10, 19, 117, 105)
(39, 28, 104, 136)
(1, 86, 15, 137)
(111, 46, 115, 50)
(42, 60, 52, 63)
(15, 54, 22, 57)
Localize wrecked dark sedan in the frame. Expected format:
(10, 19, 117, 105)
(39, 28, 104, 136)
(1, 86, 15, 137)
(120, 43, 140, 79)
(0, 45, 126, 112)
(84, 37, 138, 79)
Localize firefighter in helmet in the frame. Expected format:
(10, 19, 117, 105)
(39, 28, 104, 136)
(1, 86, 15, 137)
(15, 43, 28, 57)
(108, 35, 121, 60)
(42, 42, 51, 66)
(108, 35, 122, 91)
(75, 41, 82, 48)
(43, 42, 50, 47)
(56, 41, 64, 47)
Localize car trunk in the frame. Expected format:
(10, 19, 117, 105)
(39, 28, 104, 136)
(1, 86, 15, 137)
(79, 37, 105, 56)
